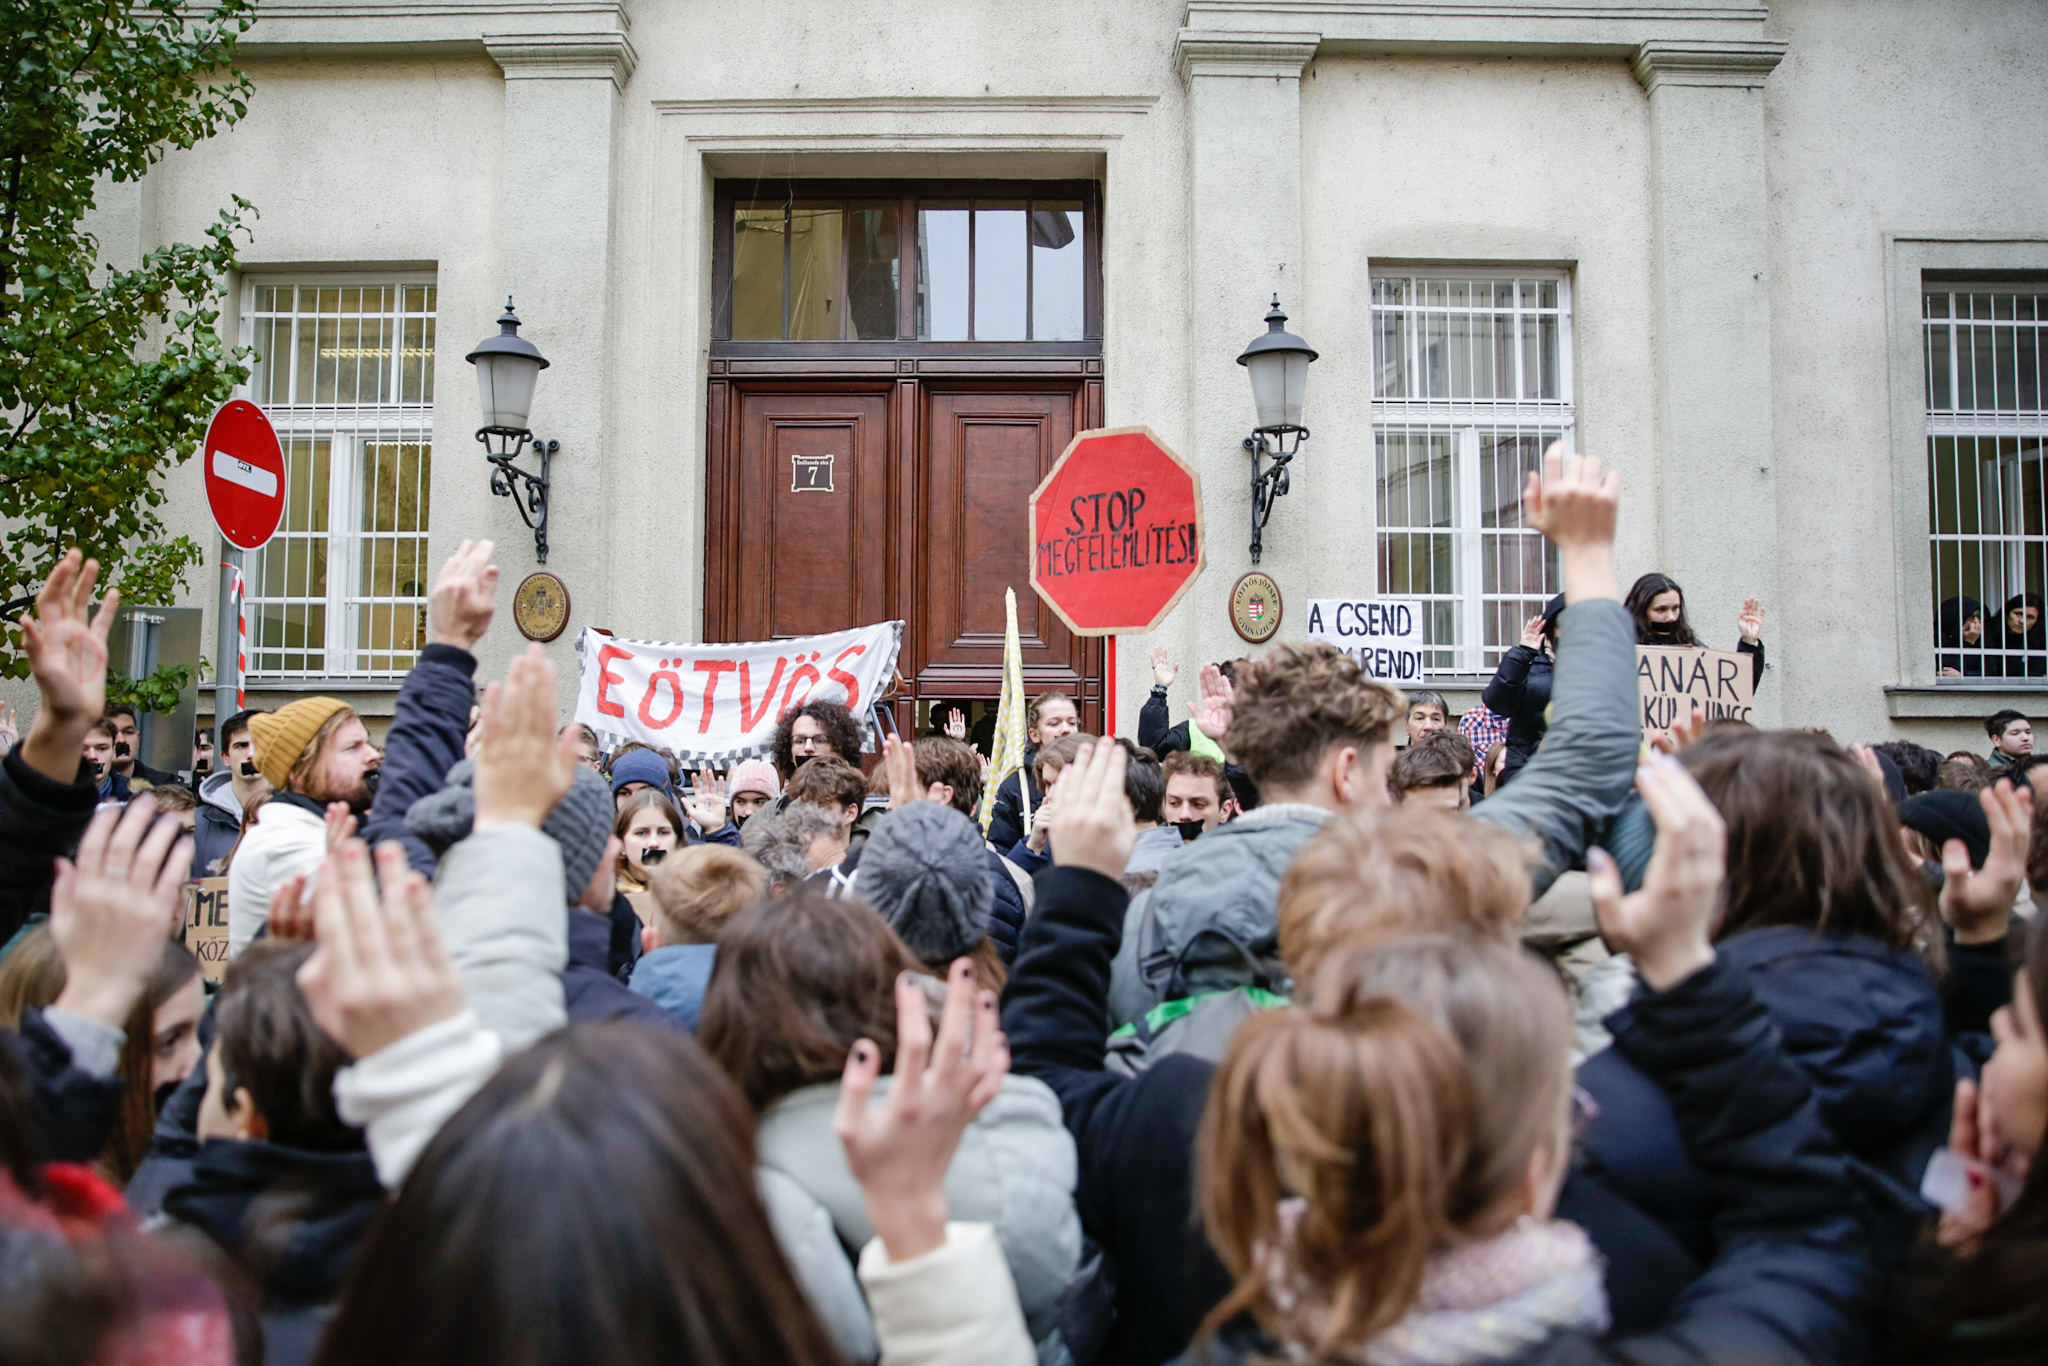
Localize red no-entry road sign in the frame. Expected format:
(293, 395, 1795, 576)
(1029, 425, 1205, 636)
(203, 399, 286, 552)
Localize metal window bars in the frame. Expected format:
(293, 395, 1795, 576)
(239, 282, 437, 680)
(1925, 286, 2048, 682)
(1371, 275, 1572, 676)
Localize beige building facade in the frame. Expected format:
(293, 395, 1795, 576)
(69, 0, 2048, 755)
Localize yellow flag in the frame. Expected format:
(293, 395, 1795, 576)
(981, 588, 1031, 835)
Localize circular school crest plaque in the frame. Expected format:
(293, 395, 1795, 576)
(512, 571, 571, 643)
(1230, 572, 1283, 644)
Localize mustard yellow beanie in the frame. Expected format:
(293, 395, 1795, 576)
(247, 697, 351, 791)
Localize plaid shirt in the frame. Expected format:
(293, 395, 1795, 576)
(1458, 703, 1510, 758)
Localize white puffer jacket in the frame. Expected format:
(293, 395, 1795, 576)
(225, 797, 326, 958)
(756, 1073, 1081, 1366)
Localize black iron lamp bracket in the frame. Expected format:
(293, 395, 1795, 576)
(1245, 425, 1309, 564)
(478, 427, 557, 564)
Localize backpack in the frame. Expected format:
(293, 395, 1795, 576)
(1104, 984, 1289, 1077)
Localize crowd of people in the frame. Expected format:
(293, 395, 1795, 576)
(2, 446, 2048, 1366)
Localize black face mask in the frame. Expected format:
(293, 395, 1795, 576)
(193, 758, 211, 777)
(1647, 619, 1683, 641)
(239, 759, 259, 779)
(1174, 819, 1206, 843)
(640, 846, 667, 867)
(362, 767, 381, 799)
(113, 741, 131, 758)
(90, 760, 106, 779)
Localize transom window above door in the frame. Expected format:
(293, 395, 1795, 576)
(715, 181, 1100, 351)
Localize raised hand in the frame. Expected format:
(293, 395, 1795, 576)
(683, 770, 731, 831)
(1150, 644, 1178, 689)
(427, 538, 500, 653)
(833, 958, 1009, 1262)
(1191, 663, 1234, 742)
(1941, 779, 2033, 945)
(297, 840, 465, 1059)
(1737, 596, 1765, 646)
(881, 735, 925, 811)
(1651, 705, 1708, 756)
(1523, 442, 1621, 603)
(1587, 754, 1726, 991)
(324, 801, 359, 855)
(1518, 614, 1546, 651)
(943, 709, 967, 741)
(50, 796, 192, 1029)
(1024, 776, 1061, 854)
(474, 644, 579, 831)
(1048, 739, 1136, 880)
(265, 872, 315, 944)
(20, 550, 120, 781)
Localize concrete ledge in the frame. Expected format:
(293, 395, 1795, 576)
(1885, 686, 2048, 719)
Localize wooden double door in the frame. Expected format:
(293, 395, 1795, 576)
(704, 373, 1107, 733)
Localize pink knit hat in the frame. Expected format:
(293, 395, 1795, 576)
(729, 758, 782, 800)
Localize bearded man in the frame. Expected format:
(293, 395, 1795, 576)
(227, 697, 382, 956)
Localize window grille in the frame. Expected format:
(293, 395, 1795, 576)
(1925, 286, 2048, 681)
(1371, 274, 1572, 675)
(239, 280, 436, 680)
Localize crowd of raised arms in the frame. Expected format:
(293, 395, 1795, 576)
(4, 447, 2048, 1366)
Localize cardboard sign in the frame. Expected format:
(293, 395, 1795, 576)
(573, 621, 904, 765)
(1029, 426, 1205, 635)
(182, 877, 231, 984)
(1637, 646, 1754, 739)
(1305, 597, 1427, 683)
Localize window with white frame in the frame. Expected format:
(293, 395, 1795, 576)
(240, 279, 436, 679)
(1371, 273, 1572, 676)
(1925, 283, 2048, 681)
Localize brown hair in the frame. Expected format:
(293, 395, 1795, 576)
(108, 940, 200, 1184)
(286, 705, 359, 798)
(647, 845, 768, 945)
(1681, 729, 1941, 960)
(215, 941, 360, 1152)
(614, 790, 686, 891)
(1224, 643, 1404, 795)
(1161, 750, 1229, 807)
(0, 923, 66, 1029)
(697, 885, 925, 1111)
(143, 783, 198, 813)
(1033, 732, 1096, 789)
(914, 737, 984, 817)
(1481, 741, 1508, 797)
(1277, 807, 1530, 987)
(784, 755, 867, 817)
(1387, 732, 1476, 800)
(1939, 759, 1991, 794)
(1198, 935, 1570, 1357)
(85, 716, 116, 740)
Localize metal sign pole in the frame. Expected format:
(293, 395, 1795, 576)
(215, 548, 241, 746)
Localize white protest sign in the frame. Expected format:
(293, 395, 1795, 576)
(1305, 598, 1427, 683)
(573, 622, 903, 765)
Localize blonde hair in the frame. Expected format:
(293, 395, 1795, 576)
(1198, 935, 1571, 1359)
(1277, 806, 1532, 990)
(647, 845, 769, 945)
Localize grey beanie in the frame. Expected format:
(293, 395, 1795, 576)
(854, 802, 993, 964)
(406, 759, 615, 901)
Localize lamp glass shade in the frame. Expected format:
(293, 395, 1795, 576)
(475, 351, 541, 433)
(1246, 349, 1312, 431)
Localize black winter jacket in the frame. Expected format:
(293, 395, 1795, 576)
(1135, 691, 1259, 811)
(1178, 959, 1876, 1366)
(0, 744, 100, 942)
(1582, 926, 1949, 1264)
(359, 642, 478, 876)
(163, 1138, 383, 1366)
(6, 1008, 126, 1166)
(987, 764, 1043, 854)
(1480, 644, 1555, 784)
(985, 846, 1025, 963)
(1002, 865, 1231, 1366)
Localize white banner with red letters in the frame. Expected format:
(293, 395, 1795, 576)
(572, 622, 903, 765)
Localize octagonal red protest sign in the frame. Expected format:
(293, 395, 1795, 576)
(1029, 425, 1205, 636)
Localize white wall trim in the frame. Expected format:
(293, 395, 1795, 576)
(1631, 39, 1784, 90)
(652, 95, 1158, 118)
(483, 30, 636, 86)
(1174, 30, 1322, 82)
(1884, 232, 2048, 691)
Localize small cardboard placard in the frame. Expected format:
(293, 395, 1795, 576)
(1305, 597, 1427, 683)
(1637, 646, 1754, 741)
(182, 877, 231, 984)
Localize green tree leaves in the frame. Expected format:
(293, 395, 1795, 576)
(0, 0, 257, 676)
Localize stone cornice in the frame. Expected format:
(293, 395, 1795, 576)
(1630, 39, 1785, 91)
(483, 29, 636, 86)
(1179, 0, 1770, 57)
(1174, 29, 1323, 82)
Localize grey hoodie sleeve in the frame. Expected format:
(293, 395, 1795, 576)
(432, 824, 568, 1053)
(1471, 598, 1641, 900)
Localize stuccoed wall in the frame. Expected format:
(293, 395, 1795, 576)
(1763, 0, 2048, 755)
(10, 0, 2044, 764)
